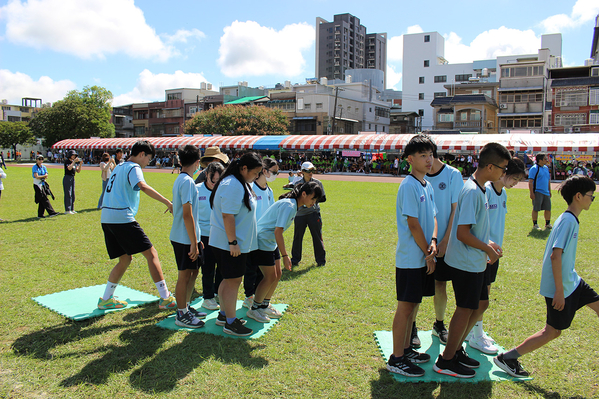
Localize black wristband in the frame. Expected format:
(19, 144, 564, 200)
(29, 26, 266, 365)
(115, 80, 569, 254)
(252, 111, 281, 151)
(228, 240, 238, 246)
(431, 237, 438, 243)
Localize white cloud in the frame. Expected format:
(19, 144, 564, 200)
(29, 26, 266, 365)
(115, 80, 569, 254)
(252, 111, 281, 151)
(112, 69, 212, 106)
(218, 20, 314, 78)
(443, 27, 540, 64)
(386, 25, 424, 62)
(540, 0, 599, 32)
(0, 0, 198, 61)
(406, 25, 424, 34)
(163, 28, 206, 44)
(0, 69, 76, 104)
(386, 64, 402, 90)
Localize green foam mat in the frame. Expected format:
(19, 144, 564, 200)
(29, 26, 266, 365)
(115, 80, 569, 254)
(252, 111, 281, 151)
(156, 299, 288, 339)
(374, 330, 532, 382)
(32, 284, 159, 321)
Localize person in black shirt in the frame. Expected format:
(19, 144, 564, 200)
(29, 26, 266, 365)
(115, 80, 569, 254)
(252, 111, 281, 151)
(63, 150, 82, 214)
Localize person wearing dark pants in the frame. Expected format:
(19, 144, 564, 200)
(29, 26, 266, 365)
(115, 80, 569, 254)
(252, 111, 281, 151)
(63, 150, 82, 214)
(290, 162, 327, 267)
(32, 155, 59, 218)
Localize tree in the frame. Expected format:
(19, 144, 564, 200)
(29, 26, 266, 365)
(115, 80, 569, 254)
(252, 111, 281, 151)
(29, 85, 115, 147)
(0, 121, 36, 155)
(184, 105, 289, 136)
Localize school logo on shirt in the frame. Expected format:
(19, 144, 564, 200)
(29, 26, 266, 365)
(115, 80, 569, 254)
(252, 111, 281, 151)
(489, 204, 498, 209)
(420, 194, 426, 202)
(199, 196, 207, 201)
(573, 232, 577, 239)
(256, 195, 262, 200)
(439, 182, 447, 190)
(502, 201, 506, 208)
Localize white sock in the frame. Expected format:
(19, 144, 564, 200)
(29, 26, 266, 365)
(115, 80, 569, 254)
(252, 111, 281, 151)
(155, 280, 170, 299)
(473, 321, 484, 339)
(102, 281, 118, 301)
(178, 308, 187, 315)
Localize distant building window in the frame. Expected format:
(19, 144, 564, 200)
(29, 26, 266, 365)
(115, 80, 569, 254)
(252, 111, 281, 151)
(438, 114, 454, 122)
(455, 74, 472, 82)
(316, 103, 323, 109)
(304, 103, 311, 110)
(590, 87, 599, 105)
(419, 77, 425, 84)
(424, 35, 430, 42)
(167, 93, 182, 100)
(1, 106, 10, 111)
(555, 113, 586, 126)
(418, 93, 425, 100)
(434, 92, 446, 98)
(434, 75, 447, 83)
(555, 89, 588, 107)
(174, 126, 179, 134)
(590, 110, 599, 124)
(424, 60, 430, 67)
(501, 65, 543, 78)
(418, 109, 424, 116)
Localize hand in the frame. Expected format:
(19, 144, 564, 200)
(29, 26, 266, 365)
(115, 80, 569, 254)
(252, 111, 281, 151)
(437, 238, 448, 257)
(200, 241, 204, 249)
(552, 292, 565, 311)
(530, 192, 535, 200)
(489, 241, 503, 258)
(549, 191, 552, 198)
(283, 256, 292, 271)
(428, 241, 437, 257)
(486, 244, 501, 264)
(188, 244, 199, 261)
(229, 244, 241, 257)
(164, 201, 173, 214)
(426, 258, 436, 275)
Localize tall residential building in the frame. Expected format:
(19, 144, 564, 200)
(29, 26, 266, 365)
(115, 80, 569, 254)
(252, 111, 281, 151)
(315, 13, 387, 87)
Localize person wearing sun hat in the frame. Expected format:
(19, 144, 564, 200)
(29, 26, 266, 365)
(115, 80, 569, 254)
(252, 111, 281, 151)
(195, 147, 230, 184)
(290, 161, 327, 267)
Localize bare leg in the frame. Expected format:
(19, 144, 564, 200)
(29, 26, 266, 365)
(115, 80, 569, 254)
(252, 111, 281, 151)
(532, 210, 539, 223)
(434, 280, 447, 322)
(544, 210, 551, 223)
(107, 254, 133, 284)
(176, 270, 192, 309)
(219, 277, 242, 319)
(404, 303, 420, 351)
(263, 260, 282, 300)
(443, 306, 474, 359)
(253, 265, 279, 303)
(186, 269, 199, 304)
(392, 301, 417, 357)
(140, 246, 165, 283)
(515, 324, 561, 356)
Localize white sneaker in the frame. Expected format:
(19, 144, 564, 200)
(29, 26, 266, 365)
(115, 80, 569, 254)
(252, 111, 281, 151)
(214, 294, 219, 304)
(482, 331, 496, 344)
(242, 295, 254, 309)
(545, 223, 552, 229)
(533, 224, 541, 230)
(469, 335, 499, 354)
(201, 298, 219, 310)
(261, 304, 282, 319)
(465, 329, 475, 342)
(246, 308, 270, 323)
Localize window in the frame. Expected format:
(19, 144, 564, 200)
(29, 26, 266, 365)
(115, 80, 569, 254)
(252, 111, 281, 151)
(501, 66, 543, 78)
(555, 89, 588, 107)
(500, 92, 542, 103)
(500, 116, 542, 128)
(304, 103, 311, 110)
(134, 126, 145, 136)
(590, 110, 599, 124)
(418, 109, 424, 116)
(419, 77, 425, 84)
(455, 74, 472, 82)
(167, 93, 182, 100)
(316, 103, 323, 109)
(555, 113, 586, 126)
(438, 114, 454, 122)
(590, 87, 599, 106)
(419, 93, 425, 100)
(375, 106, 390, 118)
(174, 126, 179, 134)
(592, 67, 599, 77)
(424, 60, 430, 67)
(434, 92, 446, 98)
(1, 106, 10, 111)
(434, 75, 447, 83)
(424, 35, 430, 42)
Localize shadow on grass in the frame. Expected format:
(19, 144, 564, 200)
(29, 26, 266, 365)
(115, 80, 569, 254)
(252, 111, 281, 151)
(3, 208, 100, 223)
(280, 263, 318, 281)
(520, 381, 590, 399)
(129, 333, 268, 393)
(369, 368, 494, 399)
(527, 229, 551, 239)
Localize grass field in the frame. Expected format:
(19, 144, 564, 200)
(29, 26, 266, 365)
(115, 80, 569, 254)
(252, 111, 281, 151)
(1, 165, 598, 398)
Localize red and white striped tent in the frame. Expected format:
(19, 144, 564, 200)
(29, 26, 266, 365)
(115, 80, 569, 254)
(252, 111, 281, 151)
(52, 134, 599, 153)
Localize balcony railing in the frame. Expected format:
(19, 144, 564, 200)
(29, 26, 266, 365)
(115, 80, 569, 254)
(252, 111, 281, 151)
(454, 121, 481, 127)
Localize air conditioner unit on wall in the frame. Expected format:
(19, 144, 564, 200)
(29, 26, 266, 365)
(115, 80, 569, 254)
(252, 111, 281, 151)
(564, 127, 573, 133)
(544, 126, 552, 132)
(574, 126, 581, 132)
(499, 104, 508, 109)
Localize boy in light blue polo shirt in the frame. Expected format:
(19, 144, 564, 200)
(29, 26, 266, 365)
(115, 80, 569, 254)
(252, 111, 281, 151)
(98, 140, 176, 311)
(170, 145, 207, 328)
(387, 135, 438, 378)
(495, 175, 599, 378)
(528, 152, 552, 230)
(433, 143, 510, 379)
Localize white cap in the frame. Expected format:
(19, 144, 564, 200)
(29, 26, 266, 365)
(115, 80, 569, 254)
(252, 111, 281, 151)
(301, 161, 315, 171)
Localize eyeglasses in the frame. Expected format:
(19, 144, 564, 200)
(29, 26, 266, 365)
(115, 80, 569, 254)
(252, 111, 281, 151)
(585, 194, 595, 202)
(302, 168, 316, 173)
(268, 169, 279, 176)
(491, 163, 508, 172)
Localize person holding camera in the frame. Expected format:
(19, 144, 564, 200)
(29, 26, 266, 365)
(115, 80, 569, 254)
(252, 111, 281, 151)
(64, 150, 83, 214)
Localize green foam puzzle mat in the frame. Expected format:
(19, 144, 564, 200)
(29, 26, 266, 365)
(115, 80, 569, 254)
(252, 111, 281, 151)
(156, 299, 288, 339)
(32, 284, 159, 321)
(374, 330, 532, 382)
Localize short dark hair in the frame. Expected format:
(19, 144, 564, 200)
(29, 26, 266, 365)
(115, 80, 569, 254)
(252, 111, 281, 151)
(205, 161, 225, 180)
(535, 152, 546, 162)
(478, 142, 511, 169)
(559, 175, 596, 205)
(506, 157, 526, 179)
(115, 148, 123, 154)
(178, 144, 200, 167)
(404, 134, 435, 157)
(130, 140, 155, 157)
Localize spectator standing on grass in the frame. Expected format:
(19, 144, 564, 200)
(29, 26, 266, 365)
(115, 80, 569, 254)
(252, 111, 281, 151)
(98, 152, 116, 209)
(32, 155, 59, 219)
(494, 175, 599, 378)
(0, 152, 6, 169)
(0, 167, 5, 221)
(528, 153, 552, 231)
(290, 161, 327, 267)
(97, 140, 176, 311)
(63, 150, 82, 214)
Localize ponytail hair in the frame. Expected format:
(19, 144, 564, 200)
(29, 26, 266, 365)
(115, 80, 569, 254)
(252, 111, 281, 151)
(279, 181, 323, 201)
(210, 152, 263, 211)
(257, 157, 278, 177)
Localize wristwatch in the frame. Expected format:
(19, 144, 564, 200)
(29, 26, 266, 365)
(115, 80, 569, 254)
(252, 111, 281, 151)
(228, 240, 238, 245)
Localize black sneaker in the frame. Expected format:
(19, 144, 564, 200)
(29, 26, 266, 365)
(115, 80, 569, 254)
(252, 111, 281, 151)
(404, 347, 431, 364)
(456, 347, 480, 369)
(188, 306, 207, 319)
(175, 311, 205, 329)
(493, 353, 530, 378)
(215, 313, 247, 326)
(224, 318, 253, 336)
(432, 320, 448, 345)
(433, 355, 476, 378)
(410, 322, 421, 349)
(387, 354, 425, 377)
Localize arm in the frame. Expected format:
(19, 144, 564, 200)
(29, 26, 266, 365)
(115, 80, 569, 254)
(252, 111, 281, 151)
(456, 224, 500, 264)
(137, 181, 173, 213)
(34, 169, 48, 180)
(548, 176, 552, 198)
(182, 203, 199, 261)
(67, 159, 76, 171)
(550, 248, 565, 311)
(437, 202, 457, 257)
(75, 159, 83, 173)
(407, 216, 436, 275)
(528, 179, 535, 200)
(222, 213, 240, 257)
(275, 227, 292, 271)
(100, 162, 110, 172)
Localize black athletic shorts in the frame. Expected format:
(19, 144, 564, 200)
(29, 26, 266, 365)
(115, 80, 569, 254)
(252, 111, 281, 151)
(211, 245, 247, 279)
(102, 222, 152, 259)
(546, 279, 599, 330)
(395, 267, 435, 303)
(250, 249, 276, 267)
(485, 260, 500, 285)
(434, 256, 452, 282)
(171, 241, 203, 271)
(450, 265, 487, 309)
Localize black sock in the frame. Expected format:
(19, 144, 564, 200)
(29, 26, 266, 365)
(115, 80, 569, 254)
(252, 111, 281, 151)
(546, 220, 551, 225)
(533, 220, 537, 226)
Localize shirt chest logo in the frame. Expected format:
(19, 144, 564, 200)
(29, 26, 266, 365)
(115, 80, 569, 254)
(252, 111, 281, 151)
(256, 195, 262, 200)
(438, 182, 447, 190)
(489, 204, 498, 209)
(199, 196, 207, 201)
(420, 194, 426, 203)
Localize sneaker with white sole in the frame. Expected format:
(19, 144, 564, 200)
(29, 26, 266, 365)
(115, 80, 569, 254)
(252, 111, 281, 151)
(175, 311, 204, 329)
(469, 335, 498, 354)
(493, 353, 529, 378)
(97, 296, 127, 309)
(242, 295, 254, 309)
(456, 347, 480, 369)
(432, 320, 448, 345)
(545, 223, 553, 229)
(202, 298, 219, 310)
(465, 329, 475, 342)
(433, 355, 476, 378)
(224, 318, 253, 336)
(482, 331, 496, 343)
(403, 347, 431, 364)
(246, 308, 271, 323)
(188, 306, 207, 319)
(260, 304, 282, 318)
(158, 294, 177, 310)
(533, 224, 541, 231)
(215, 313, 247, 326)
(387, 354, 425, 377)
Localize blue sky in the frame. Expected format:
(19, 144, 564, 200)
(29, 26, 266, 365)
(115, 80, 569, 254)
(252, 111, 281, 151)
(1, 0, 598, 106)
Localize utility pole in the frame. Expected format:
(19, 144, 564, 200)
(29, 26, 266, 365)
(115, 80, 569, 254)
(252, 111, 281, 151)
(332, 86, 339, 135)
